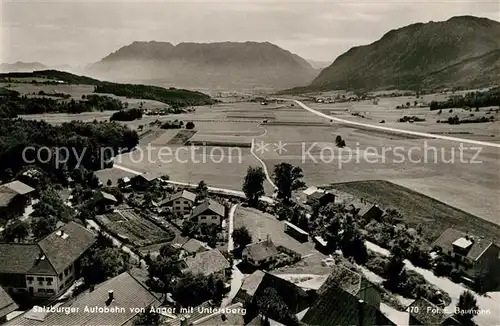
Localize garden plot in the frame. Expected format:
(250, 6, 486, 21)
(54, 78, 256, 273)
(96, 209, 174, 247)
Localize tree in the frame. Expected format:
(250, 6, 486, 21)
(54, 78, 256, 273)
(31, 215, 58, 239)
(384, 254, 406, 290)
(456, 290, 479, 323)
(2, 220, 30, 243)
(106, 179, 112, 186)
(133, 306, 160, 326)
(232, 226, 253, 249)
(81, 247, 129, 285)
(186, 121, 195, 129)
(272, 163, 305, 202)
(335, 135, 346, 148)
(242, 166, 266, 207)
(195, 180, 208, 201)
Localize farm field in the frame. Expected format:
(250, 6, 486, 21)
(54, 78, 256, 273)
(95, 209, 174, 247)
(9, 83, 500, 228)
(327, 180, 500, 245)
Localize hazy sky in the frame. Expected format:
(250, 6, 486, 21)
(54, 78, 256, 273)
(1, 0, 499, 66)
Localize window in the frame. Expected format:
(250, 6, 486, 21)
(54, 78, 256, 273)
(64, 269, 68, 277)
(27, 277, 34, 284)
(46, 289, 55, 294)
(37, 277, 44, 285)
(46, 277, 53, 286)
(38, 288, 45, 293)
(59, 273, 63, 281)
(200, 216, 206, 220)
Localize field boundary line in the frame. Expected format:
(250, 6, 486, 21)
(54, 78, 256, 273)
(250, 138, 278, 190)
(287, 99, 500, 148)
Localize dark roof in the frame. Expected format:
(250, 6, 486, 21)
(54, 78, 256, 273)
(100, 191, 117, 203)
(308, 191, 334, 201)
(191, 200, 225, 218)
(37, 222, 96, 274)
(0, 244, 43, 274)
(0, 286, 18, 319)
(239, 270, 266, 297)
(135, 172, 158, 182)
(317, 265, 363, 297)
(1, 181, 35, 196)
(242, 239, 279, 262)
(182, 249, 230, 276)
(167, 190, 196, 203)
(5, 271, 160, 326)
(181, 238, 210, 254)
(358, 203, 382, 217)
(302, 282, 395, 326)
(408, 298, 458, 325)
(253, 272, 309, 314)
(191, 303, 245, 325)
(432, 228, 493, 261)
(0, 190, 17, 208)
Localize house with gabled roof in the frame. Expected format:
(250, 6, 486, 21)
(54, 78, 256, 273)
(242, 237, 280, 268)
(0, 222, 96, 298)
(0, 180, 35, 220)
(4, 271, 161, 326)
(0, 286, 18, 323)
(190, 199, 226, 226)
(180, 248, 230, 277)
(160, 190, 197, 215)
(301, 265, 393, 326)
(432, 228, 500, 288)
(96, 191, 118, 213)
(181, 238, 211, 255)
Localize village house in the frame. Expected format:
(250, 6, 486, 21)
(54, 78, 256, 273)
(301, 265, 394, 326)
(180, 248, 230, 278)
(181, 238, 211, 256)
(235, 270, 310, 323)
(408, 298, 461, 325)
(0, 181, 35, 221)
(161, 190, 196, 215)
(0, 286, 18, 323)
(0, 222, 96, 298)
(95, 191, 118, 214)
(4, 271, 160, 326)
(306, 191, 335, 207)
(131, 172, 159, 190)
(190, 200, 225, 226)
(242, 237, 280, 268)
(432, 228, 500, 289)
(357, 203, 383, 221)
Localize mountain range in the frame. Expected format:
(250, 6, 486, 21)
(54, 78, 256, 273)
(296, 15, 500, 92)
(87, 41, 319, 90)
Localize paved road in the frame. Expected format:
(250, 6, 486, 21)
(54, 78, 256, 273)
(221, 204, 244, 308)
(287, 99, 500, 148)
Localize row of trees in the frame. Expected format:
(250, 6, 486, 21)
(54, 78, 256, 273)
(0, 92, 124, 117)
(429, 87, 500, 111)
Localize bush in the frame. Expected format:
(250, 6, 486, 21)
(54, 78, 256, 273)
(186, 121, 195, 129)
(434, 260, 453, 277)
(110, 108, 142, 121)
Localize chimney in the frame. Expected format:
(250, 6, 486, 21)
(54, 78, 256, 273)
(358, 299, 364, 326)
(108, 290, 114, 301)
